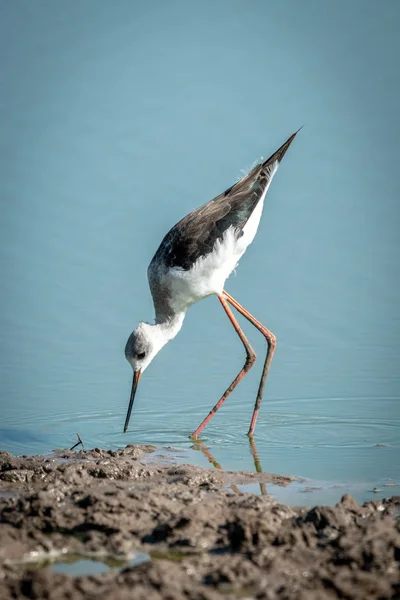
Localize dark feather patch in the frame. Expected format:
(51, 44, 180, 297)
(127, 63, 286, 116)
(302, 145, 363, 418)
(148, 131, 298, 272)
(149, 165, 267, 270)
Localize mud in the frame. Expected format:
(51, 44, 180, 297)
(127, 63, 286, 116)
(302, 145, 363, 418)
(0, 446, 399, 599)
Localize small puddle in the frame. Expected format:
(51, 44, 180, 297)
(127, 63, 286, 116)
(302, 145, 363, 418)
(51, 552, 149, 576)
(11, 548, 201, 577)
(8, 551, 150, 576)
(0, 489, 19, 499)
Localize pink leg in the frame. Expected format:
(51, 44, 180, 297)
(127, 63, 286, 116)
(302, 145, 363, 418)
(223, 290, 276, 436)
(191, 294, 256, 439)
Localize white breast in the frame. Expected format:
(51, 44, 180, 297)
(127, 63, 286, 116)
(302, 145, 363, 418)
(166, 196, 264, 312)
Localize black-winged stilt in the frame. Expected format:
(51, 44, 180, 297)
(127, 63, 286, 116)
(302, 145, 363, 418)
(124, 131, 299, 437)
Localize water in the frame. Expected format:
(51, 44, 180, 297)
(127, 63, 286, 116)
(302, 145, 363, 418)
(51, 553, 150, 576)
(1, 1, 399, 505)
(6, 550, 150, 575)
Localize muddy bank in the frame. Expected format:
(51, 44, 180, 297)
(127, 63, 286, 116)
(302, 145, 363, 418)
(0, 446, 399, 599)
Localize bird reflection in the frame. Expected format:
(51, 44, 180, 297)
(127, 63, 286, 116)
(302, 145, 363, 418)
(191, 436, 267, 496)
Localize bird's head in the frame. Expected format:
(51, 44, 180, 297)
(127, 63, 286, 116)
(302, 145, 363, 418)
(125, 321, 164, 373)
(123, 321, 169, 432)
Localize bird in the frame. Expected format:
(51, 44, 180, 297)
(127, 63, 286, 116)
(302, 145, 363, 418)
(124, 130, 299, 438)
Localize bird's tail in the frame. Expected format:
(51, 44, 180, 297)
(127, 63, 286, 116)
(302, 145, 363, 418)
(235, 127, 302, 191)
(219, 128, 301, 206)
(239, 127, 301, 200)
(261, 127, 302, 172)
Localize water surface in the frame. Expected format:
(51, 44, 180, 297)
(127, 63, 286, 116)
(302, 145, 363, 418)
(1, 1, 399, 505)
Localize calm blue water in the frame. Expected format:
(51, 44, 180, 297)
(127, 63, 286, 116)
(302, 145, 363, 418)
(1, 1, 399, 505)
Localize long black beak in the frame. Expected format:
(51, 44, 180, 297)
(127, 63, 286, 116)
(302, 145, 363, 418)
(123, 369, 142, 433)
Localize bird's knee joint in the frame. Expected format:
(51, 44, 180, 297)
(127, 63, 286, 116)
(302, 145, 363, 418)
(268, 333, 277, 348)
(246, 351, 256, 366)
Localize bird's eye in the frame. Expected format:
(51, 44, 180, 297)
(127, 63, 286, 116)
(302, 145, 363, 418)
(137, 352, 146, 360)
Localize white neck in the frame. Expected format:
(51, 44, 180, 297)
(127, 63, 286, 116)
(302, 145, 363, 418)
(155, 310, 186, 344)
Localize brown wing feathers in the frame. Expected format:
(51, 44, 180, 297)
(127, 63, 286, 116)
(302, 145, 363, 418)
(149, 131, 299, 271)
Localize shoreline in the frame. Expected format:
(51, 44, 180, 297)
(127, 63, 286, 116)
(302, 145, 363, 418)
(1, 445, 399, 599)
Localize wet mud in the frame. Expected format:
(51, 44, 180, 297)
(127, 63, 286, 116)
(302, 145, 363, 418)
(0, 445, 399, 599)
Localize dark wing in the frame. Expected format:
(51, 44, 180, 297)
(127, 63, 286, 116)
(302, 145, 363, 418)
(149, 131, 299, 272)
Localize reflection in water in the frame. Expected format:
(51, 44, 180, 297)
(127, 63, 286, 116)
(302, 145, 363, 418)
(192, 437, 267, 496)
(191, 439, 223, 470)
(248, 437, 267, 496)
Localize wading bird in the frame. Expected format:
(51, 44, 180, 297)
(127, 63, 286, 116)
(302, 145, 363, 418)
(124, 131, 299, 437)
